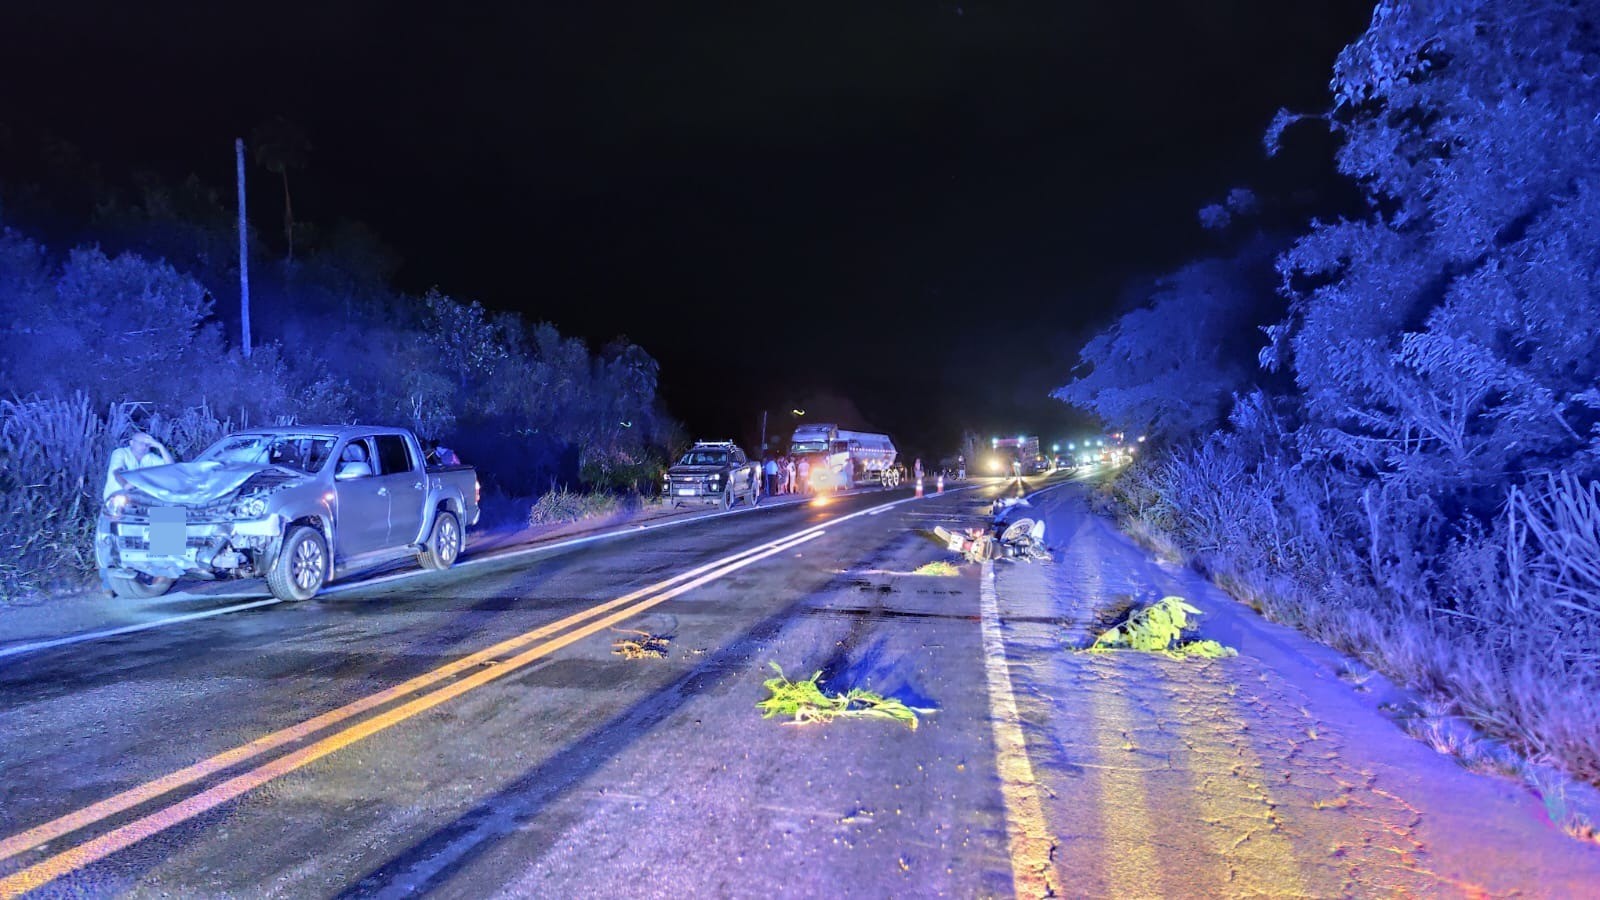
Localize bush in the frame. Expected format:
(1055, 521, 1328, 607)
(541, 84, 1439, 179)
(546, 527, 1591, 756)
(528, 485, 622, 526)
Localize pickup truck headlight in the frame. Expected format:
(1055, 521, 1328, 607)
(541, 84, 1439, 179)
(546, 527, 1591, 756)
(231, 495, 269, 519)
(104, 492, 130, 519)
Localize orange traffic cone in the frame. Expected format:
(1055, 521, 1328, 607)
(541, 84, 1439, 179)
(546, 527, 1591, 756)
(936, 474, 945, 494)
(915, 476, 924, 498)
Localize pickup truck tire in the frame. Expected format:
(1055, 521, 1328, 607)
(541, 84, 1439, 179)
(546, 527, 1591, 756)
(720, 489, 734, 511)
(418, 510, 462, 570)
(104, 570, 175, 599)
(268, 526, 328, 601)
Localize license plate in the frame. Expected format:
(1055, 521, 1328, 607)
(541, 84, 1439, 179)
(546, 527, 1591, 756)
(677, 488, 697, 496)
(148, 507, 186, 555)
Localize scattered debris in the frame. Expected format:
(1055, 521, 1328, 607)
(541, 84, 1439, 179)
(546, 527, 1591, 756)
(911, 560, 961, 577)
(1087, 595, 1237, 659)
(756, 662, 928, 730)
(610, 628, 671, 659)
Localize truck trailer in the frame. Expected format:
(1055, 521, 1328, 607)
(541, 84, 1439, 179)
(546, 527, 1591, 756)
(789, 423, 897, 491)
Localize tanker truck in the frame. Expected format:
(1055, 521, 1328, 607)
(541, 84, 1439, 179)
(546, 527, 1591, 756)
(789, 423, 898, 491)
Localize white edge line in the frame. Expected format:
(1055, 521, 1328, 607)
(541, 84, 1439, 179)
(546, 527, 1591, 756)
(0, 483, 981, 662)
(978, 559, 1060, 896)
(0, 599, 285, 660)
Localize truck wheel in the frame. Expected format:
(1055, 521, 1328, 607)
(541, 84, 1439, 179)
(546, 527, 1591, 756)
(418, 510, 462, 570)
(268, 526, 328, 601)
(721, 488, 734, 511)
(104, 570, 174, 599)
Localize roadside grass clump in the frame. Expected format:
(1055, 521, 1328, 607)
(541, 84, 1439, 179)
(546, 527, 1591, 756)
(756, 662, 926, 730)
(1088, 595, 1237, 659)
(610, 628, 671, 660)
(528, 483, 622, 526)
(911, 560, 961, 577)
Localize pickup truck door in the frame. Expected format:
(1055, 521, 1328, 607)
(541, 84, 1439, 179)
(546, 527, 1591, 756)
(372, 434, 426, 547)
(334, 437, 389, 558)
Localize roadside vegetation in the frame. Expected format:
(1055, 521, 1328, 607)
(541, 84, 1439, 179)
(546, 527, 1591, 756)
(0, 141, 682, 601)
(1058, 1, 1600, 788)
(528, 485, 626, 526)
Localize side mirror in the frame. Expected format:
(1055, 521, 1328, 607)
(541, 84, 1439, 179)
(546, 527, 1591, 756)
(336, 461, 372, 480)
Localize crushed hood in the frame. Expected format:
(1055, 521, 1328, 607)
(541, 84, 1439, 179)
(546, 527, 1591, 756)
(121, 461, 303, 505)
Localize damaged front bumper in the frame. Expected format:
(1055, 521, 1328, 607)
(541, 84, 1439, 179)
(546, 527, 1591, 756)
(96, 513, 285, 581)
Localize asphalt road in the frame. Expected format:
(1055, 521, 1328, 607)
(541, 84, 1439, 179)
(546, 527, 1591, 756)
(8, 471, 1599, 898)
(0, 482, 1021, 897)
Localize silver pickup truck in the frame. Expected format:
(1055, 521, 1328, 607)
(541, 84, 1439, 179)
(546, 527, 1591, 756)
(96, 426, 480, 602)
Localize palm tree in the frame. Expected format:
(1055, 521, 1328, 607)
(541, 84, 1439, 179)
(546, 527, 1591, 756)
(250, 117, 311, 262)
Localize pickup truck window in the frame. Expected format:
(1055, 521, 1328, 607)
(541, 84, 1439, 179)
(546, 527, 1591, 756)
(678, 450, 729, 466)
(374, 435, 415, 476)
(199, 433, 337, 475)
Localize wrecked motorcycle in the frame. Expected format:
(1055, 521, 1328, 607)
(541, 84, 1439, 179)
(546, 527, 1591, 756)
(934, 495, 1051, 564)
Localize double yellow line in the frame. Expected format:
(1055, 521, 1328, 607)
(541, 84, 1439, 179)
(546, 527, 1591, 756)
(0, 527, 825, 897)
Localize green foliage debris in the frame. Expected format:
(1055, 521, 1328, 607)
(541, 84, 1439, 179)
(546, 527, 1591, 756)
(756, 663, 926, 730)
(912, 560, 961, 577)
(1089, 595, 1237, 659)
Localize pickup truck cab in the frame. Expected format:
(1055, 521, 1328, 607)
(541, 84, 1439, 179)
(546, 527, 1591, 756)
(96, 426, 480, 602)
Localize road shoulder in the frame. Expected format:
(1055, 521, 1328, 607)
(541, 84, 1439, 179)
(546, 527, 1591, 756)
(992, 484, 1600, 897)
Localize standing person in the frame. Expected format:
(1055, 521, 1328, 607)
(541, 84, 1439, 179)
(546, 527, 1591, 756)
(764, 456, 779, 496)
(103, 431, 174, 500)
(100, 430, 175, 596)
(797, 456, 811, 495)
(957, 454, 966, 480)
(785, 457, 797, 495)
(913, 457, 924, 482)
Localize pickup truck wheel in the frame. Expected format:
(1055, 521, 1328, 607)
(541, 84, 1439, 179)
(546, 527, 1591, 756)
(268, 526, 328, 601)
(418, 510, 462, 570)
(720, 488, 734, 511)
(104, 570, 174, 599)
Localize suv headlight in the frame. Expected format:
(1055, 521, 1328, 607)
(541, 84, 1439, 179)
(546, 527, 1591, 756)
(231, 495, 269, 519)
(104, 492, 130, 518)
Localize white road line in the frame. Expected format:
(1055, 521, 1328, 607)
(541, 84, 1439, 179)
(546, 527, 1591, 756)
(0, 600, 284, 661)
(978, 560, 1061, 897)
(0, 487, 972, 663)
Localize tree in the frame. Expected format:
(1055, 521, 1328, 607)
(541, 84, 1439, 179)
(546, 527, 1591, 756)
(1263, 0, 1600, 505)
(250, 116, 311, 263)
(1055, 238, 1282, 441)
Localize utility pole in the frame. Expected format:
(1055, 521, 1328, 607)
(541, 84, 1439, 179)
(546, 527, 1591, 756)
(235, 138, 252, 358)
(759, 410, 768, 455)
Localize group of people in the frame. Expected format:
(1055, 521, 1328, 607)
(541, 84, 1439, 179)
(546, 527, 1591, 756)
(757, 454, 814, 497)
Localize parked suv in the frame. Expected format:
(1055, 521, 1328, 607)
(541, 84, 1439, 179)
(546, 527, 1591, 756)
(664, 441, 759, 510)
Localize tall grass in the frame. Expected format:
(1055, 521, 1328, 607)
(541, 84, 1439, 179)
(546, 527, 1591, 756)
(0, 395, 235, 601)
(1110, 453, 1600, 787)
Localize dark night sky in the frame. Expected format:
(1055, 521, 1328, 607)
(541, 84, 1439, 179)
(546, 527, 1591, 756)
(0, 1, 1372, 458)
